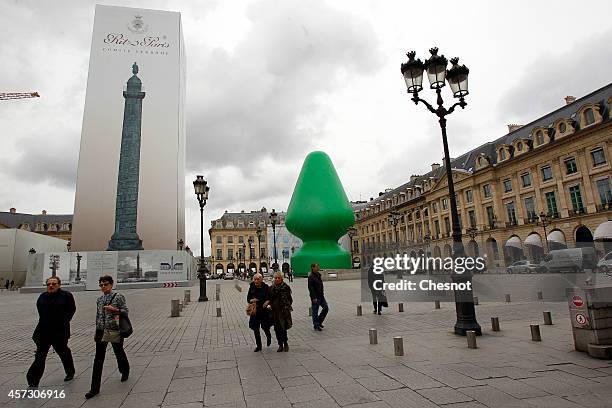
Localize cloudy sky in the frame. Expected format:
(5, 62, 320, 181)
(1, 0, 611, 255)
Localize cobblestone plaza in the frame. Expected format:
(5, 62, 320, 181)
(1, 277, 612, 407)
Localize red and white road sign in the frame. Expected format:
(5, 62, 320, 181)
(575, 313, 587, 325)
(572, 295, 584, 308)
(163, 282, 178, 288)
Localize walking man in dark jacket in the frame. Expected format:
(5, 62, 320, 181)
(26, 276, 76, 387)
(308, 263, 329, 331)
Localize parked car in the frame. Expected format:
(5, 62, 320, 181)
(506, 260, 540, 274)
(210, 272, 220, 280)
(596, 251, 612, 274)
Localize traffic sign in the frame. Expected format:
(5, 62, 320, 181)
(575, 313, 587, 326)
(163, 282, 178, 288)
(572, 295, 584, 308)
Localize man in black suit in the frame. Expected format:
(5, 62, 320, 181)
(26, 276, 76, 387)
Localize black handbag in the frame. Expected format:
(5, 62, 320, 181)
(108, 293, 133, 338)
(119, 314, 133, 338)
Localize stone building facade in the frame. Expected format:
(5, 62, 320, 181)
(0, 208, 72, 241)
(352, 84, 612, 268)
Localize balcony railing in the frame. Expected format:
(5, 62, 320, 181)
(568, 208, 587, 217)
(505, 220, 518, 227)
(596, 202, 612, 212)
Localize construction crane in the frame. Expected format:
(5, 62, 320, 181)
(0, 92, 40, 100)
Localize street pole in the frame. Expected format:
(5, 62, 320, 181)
(401, 48, 480, 336)
(193, 175, 210, 302)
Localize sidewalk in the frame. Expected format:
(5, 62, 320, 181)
(0, 278, 610, 407)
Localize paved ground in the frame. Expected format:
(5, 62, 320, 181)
(0, 277, 611, 408)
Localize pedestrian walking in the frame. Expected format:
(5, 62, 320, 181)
(246, 273, 272, 352)
(85, 275, 130, 399)
(266, 271, 292, 352)
(308, 263, 329, 331)
(288, 267, 294, 282)
(4, 279, 9, 290)
(10, 280, 15, 290)
(26, 276, 76, 387)
(367, 264, 387, 315)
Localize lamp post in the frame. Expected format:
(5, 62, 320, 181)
(256, 227, 262, 273)
(424, 234, 431, 257)
(177, 239, 184, 250)
(248, 236, 254, 275)
(193, 175, 210, 302)
(242, 243, 246, 277)
(401, 47, 480, 336)
(66, 240, 71, 252)
(388, 211, 401, 248)
(270, 209, 278, 271)
(537, 211, 550, 254)
(347, 227, 357, 268)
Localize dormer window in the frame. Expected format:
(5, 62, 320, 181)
(536, 130, 544, 146)
(558, 122, 566, 133)
(517, 142, 523, 151)
(499, 148, 506, 161)
(584, 108, 595, 126)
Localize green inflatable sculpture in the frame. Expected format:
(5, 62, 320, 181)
(286, 151, 355, 277)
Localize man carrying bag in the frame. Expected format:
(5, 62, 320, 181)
(85, 275, 131, 399)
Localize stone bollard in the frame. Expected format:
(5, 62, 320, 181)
(308, 306, 312, 317)
(537, 290, 543, 300)
(505, 294, 511, 303)
(543, 311, 553, 325)
(357, 305, 362, 316)
(467, 330, 477, 349)
(216, 307, 222, 317)
(216, 283, 221, 293)
(474, 296, 479, 306)
(530, 324, 541, 341)
(398, 303, 404, 312)
(369, 328, 378, 345)
(234, 283, 242, 292)
(393, 336, 404, 356)
(215, 292, 220, 301)
(491, 317, 500, 332)
(171, 299, 180, 317)
(184, 290, 191, 304)
(434, 300, 440, 309)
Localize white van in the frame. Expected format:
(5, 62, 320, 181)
(540, 249, 582, 272)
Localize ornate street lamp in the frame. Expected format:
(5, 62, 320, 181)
(388, 211, 401, 246)
(424, 234, 432, 257)
(248, 236, 254, 274)
(401, 47, 480, 336)
(256, 227, 263, 272)
(270, 209, 278, 271)
(347, 227, 357, 268)
(537, 211, 550, 253)
(193, 175, 210, 302)
(177, 239, 184, 250)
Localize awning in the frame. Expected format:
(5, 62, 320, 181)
(594, 221, 612, 240)
(505, 236, 522, 249)
(547, 230, 566, 244)
(525, 233, 542, 247)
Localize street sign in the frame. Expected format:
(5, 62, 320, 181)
(575, 313, 587, 326)
(163, 282, 178, 288)
(572, 295, 584, 308)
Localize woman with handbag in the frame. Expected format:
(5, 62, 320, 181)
(265, 271, 293, 352)
(246, 273, 271, 352)
(85, 275, 131, 399)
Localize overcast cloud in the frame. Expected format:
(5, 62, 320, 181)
(1, 0, 611, 255)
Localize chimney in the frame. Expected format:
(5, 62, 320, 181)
(42, 210, 47, 215)
(410, 175, 420, 182)
(369, 197, 373, 201)
(507, 124, 522, 133)
(564, 95, 576, 105)
(431, 163, 440, 171)
(9, 207, 16, 214)
(378, 192, 384, 197)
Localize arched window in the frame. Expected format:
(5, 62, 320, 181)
(558, 121, 566, 134)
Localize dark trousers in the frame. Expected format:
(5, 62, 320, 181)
(274, 325, 288, 345)
(90, 333, 129, 392)
(311, 296, 329, 328)
(27, 338, 75, 386)
(252, 327, 271, 348)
